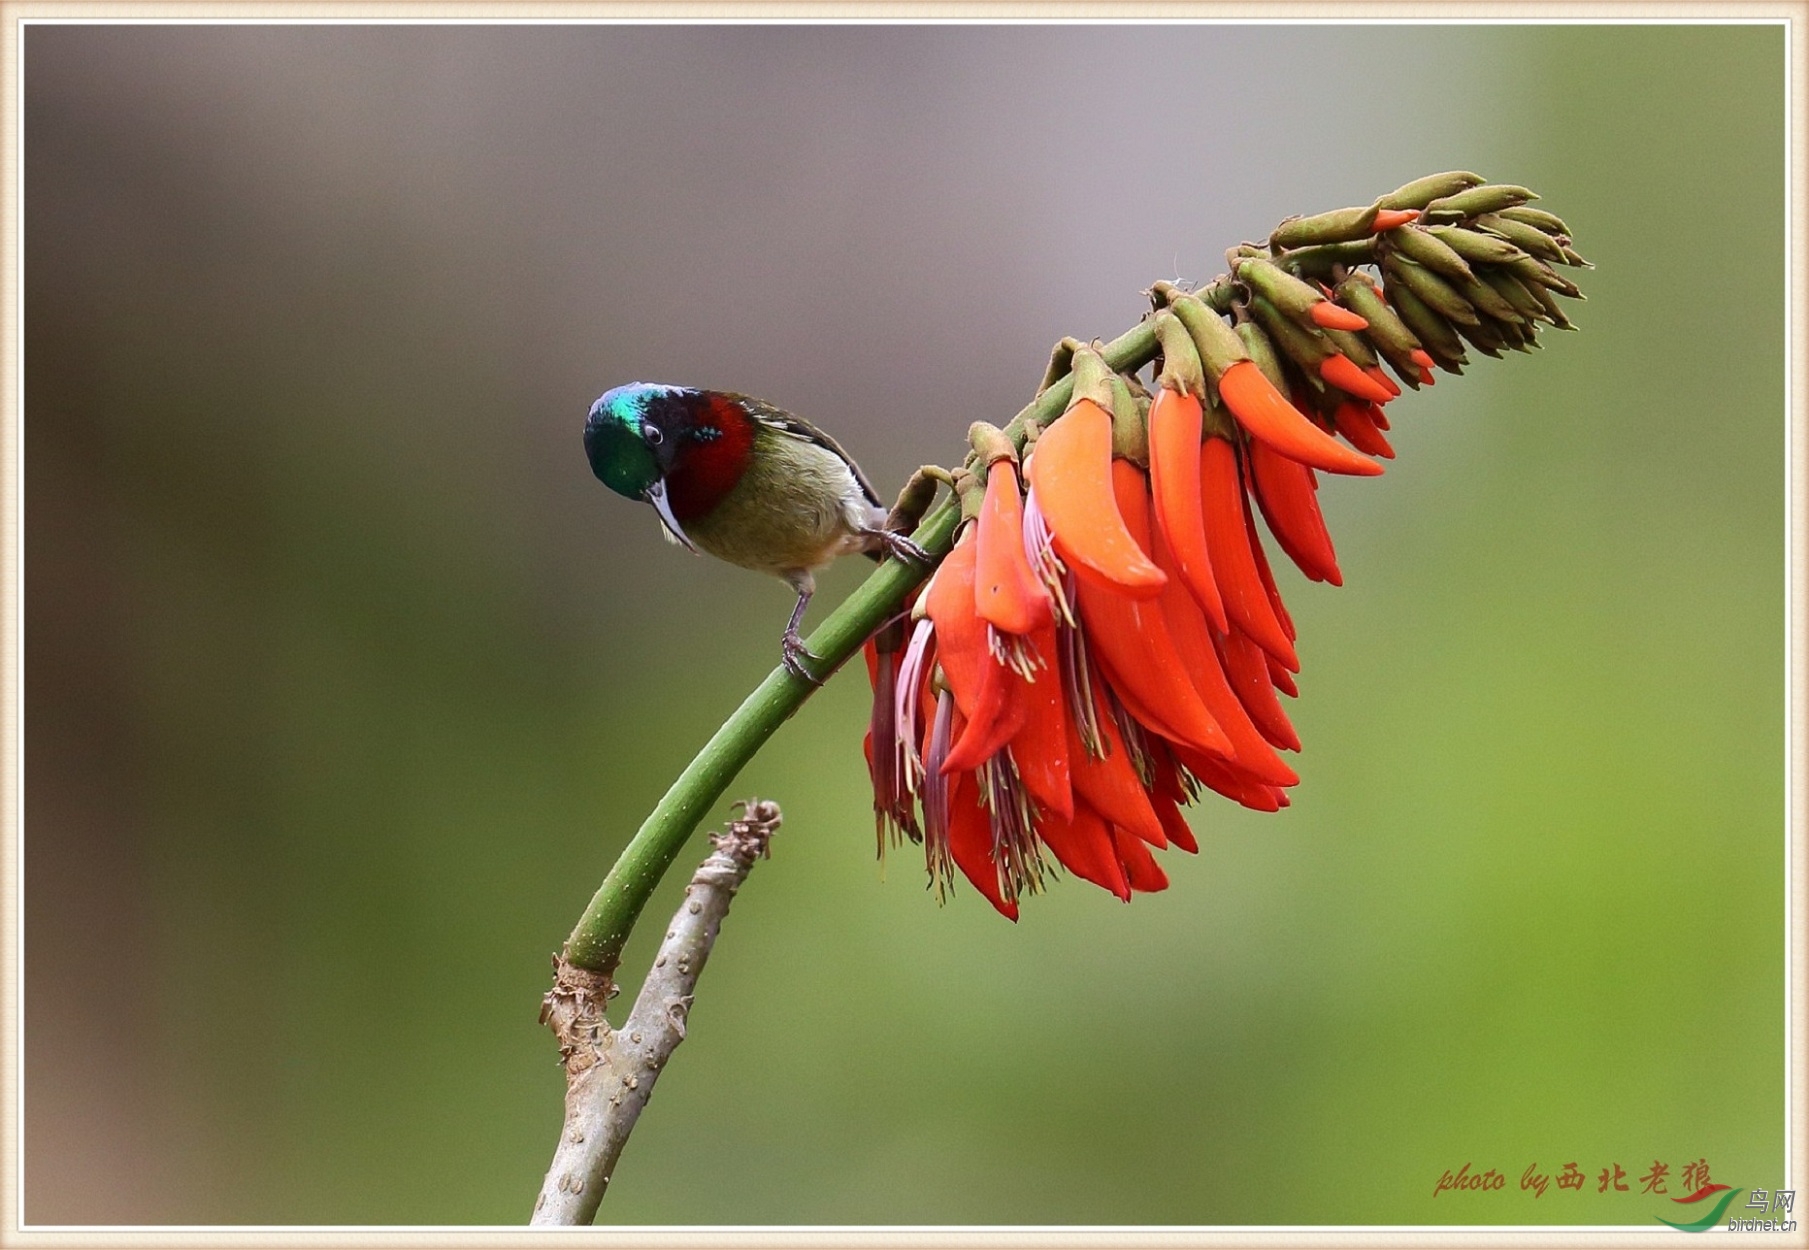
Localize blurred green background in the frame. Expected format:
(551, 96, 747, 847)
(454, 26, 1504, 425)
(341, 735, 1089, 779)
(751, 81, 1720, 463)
(23, 22, 1785, 1227)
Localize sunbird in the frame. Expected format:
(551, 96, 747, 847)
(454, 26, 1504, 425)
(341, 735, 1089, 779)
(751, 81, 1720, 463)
(584, 383, 927, 681)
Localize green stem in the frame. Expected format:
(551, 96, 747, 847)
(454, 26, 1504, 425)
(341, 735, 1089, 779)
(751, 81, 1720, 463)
(560, 315, 1170, 975)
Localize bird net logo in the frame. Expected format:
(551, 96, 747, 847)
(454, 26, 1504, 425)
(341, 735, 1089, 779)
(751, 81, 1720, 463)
(1430, 1159, 1796, 1232)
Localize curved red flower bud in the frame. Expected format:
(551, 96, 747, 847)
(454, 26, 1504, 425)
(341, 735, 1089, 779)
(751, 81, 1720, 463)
(1247, 437, 1342, 585)
(974, 459, 1053, 636)
(926, 537, 1028, 774)
(1371, 208, 1421, 232)
(1149, 520, 1300, 787)
(1216, 625, 1302, 753)
(1333, 400, 1396, 460)
(1266, 651, 1299, 698)
(1004, 620, 1073, 821)
(1111, 826, 1169, 894)
(1150, 792, 1199, 854)
(948, 768, 1019, 920)
(1310, 302, 1370, 332)
(1147, 386, 1228, 632)
(1217, 360, 1384, 477)
(1071, 463, 1235, 760)
(1177, 744, 1288, 812)
(1320, 352, 1398, 405)
(1363, 365, 1402, 399)
(1066, 684, 1167, 849)
(1408, 347, 1438, 386)
(1200, 437, 1299, 671)
(940, 662, 1026, 776)
(1246, 503, 1296, 645)
(1034, 800, 1128, 901)
(1028, 398, 1167, 597)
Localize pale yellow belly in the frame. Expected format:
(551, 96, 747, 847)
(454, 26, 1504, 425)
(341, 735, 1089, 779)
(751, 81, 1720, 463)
(680, 429, 880, 579)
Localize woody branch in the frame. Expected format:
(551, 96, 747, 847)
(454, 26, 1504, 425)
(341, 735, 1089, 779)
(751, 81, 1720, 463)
(532, 799, 781, 1226)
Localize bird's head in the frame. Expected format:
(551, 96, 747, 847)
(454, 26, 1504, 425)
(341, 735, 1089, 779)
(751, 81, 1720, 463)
(584, 383, 755, 554)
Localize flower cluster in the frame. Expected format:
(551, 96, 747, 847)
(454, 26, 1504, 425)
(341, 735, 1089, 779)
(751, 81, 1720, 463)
(863, 172, 1587, 918)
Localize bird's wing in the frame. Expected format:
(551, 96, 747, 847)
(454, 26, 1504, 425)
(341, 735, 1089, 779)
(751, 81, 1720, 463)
(740, 398, 884, 509)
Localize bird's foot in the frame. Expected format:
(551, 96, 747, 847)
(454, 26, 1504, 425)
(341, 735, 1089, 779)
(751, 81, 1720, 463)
(872, 528, 931, 568)
(781, 629, 825, 686)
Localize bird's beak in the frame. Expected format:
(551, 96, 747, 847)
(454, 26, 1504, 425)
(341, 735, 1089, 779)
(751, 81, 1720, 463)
(643, 479, 700, 554)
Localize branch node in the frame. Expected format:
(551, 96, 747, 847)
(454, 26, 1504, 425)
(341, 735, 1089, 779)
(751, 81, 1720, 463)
(540, 958, 617, 1076)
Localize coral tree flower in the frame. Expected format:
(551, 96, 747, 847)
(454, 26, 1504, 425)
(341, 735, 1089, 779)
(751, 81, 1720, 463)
(852, 177, 1583, 915)
(858, 182, 1582, 915)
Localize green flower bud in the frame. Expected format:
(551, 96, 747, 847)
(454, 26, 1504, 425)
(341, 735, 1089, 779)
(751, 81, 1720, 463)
(1236, 256, 1331, 324)
(1275, 239, 1378, 278)
(1036, 336, 1083, 396)
(1234, 319, 1291, 394)
(1421, 184, 1538, 223)
(1108, 372, 1150, 465)
(1478, 267, 1548, 322)
(1454, 316, 1507, 358)
(1249, 296, 1332, 389)
(1495, 205, 1572, 236)
(1319, 323, 1378, 370)
(1520, 275, 1577, 330)
(1507, 256, 1584, 300)
(1426, 225, 1528, 267)
(1269, 204, 1381, 250)
(1470, 212, 1567, 263)
(1167, 291, 1251, 380)
(1152, 310, 1207, 397)
(1335, 274, 1425, 388)
(1375, 170, 1485, 210)
(1382, 254, 1481, 326)
(1452, 270, 1524, 324)
(1385, 280, 1468, 371)
(1497, 317, 1539, 353)
(1385, 223, 1475, 281)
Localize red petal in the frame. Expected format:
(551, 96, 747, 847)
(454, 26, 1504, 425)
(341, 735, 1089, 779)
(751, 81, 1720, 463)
(926, 537, 1025, 772)
(1112, 827, 1169, 893)
(1148, 387, 1228, 632)
(1218, 361, 1384, 477)
(1320, 353, 1397, 405)
(1247, 437, 1343, 586)
(1216, 625, 1302, 753)
(1266, 651, 1299, 698)
(1178, 745, 1287, 811)
(1200, 437, 1298, 669)
(1005, 621, 1073, 821)
(1029, 399, 1167, 597)
(1036, 800, 1129, 900)
(948, 769, 1018, 919)
(975, 460, 1053, 635)
(1310, 301, 1369, 332)
(1150, 516, 1300, 786)
(1151, 793, 1199, 854)
(1066, 684, 1168, 848)
(1363, 365, 1402, 399)
(1071, 463, 1235, 759)
(1332, 400, 1396, 460)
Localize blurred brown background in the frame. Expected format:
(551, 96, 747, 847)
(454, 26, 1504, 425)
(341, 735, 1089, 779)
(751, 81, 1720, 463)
(22, 22, 1785, 1226)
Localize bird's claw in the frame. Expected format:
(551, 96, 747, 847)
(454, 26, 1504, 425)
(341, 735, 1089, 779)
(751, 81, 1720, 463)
(781, 630, 825, 686)
(877, 530, 931, 568)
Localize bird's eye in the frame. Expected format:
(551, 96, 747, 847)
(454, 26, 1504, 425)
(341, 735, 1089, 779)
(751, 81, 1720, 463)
(643, 425, 664, 447)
